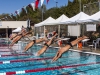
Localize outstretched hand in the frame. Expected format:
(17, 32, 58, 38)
(52, 51, 62, 62)
(52, 46, 69, 62)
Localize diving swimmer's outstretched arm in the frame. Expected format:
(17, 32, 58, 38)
(10, 27, 26, 40)
(23, 37, 48, 52)
(36, 33, 58, 56)
(9, 30, 31, 48)
(52, 36, 88, 62)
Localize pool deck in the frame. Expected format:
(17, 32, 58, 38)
(73, 46, 100, 53)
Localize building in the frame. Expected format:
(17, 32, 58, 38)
(0, 21, 27, 38)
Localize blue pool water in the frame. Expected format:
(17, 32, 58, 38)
(0, 44, 100, 75)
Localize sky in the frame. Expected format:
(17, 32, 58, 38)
(0, 0, 74, 15)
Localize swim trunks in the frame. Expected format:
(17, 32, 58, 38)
(44, 43, 49, 47)
(33, 40, 36, 43)
(67, 42, 73, 47)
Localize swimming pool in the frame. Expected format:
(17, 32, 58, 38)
(0, 44, 100, 75)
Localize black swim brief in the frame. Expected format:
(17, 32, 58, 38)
(67, 42, 73, 47)
(51, 39, 55, 44)
(44, 43, 49, 47)
(33, 40, 36, 43)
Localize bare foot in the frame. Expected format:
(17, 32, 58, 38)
(32, 37, 36, 40)
(54, 33, 58, 37)
(82, 36, 89, 39)
(43, 37, 48, 41)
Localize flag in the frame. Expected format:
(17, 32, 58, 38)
(13, 12, 17, 18)
(11, 13, 14, 17)
(35, 0, 40, 9)
(46, 0, 49, 4)
(10, 13, 16, 19)
(9, 14, 13, 18)
(15, 10, 20, 16)
(22, 6, 27, 13)
(28, 4, 32, 8)
(15, 11, 17, 15)
(30, 2, 35, 11)
(28, 3, 35, 11)
(41, 0, 44, 6)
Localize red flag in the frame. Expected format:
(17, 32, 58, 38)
(47, 0, 49, 4)
(35, 0, 40, 9)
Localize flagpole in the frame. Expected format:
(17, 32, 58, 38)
(56, 1, 58, 8)
(42, 6, 44, 21)
(7, 26, 9, 48)
(79, 0, 81, 12)
(99, 0, 100, 11)
(41, 5, 44, 37)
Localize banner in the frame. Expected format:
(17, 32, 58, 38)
(41, 0, 44, 6)
(68, 25, 80, 36)
(46, 0, 49, 4)
(86, 24, 96, 31)
(35, 0, 40, 9)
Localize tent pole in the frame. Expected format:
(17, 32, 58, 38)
(77, 23, 79, 48)
(44, 26, 45, 37)
(58, 25, 60, 38)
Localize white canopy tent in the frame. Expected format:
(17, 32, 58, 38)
(34, 18, 47, 27)
(34, 17, 56, 37)
(43, 17, 56, 25)
(41, 14, 69, 37)
(91, 11, 100, 22)
(58, 12, 90, 37)
(45, 14, 69, 25)
(54, 14, 69, 37)
(60, 12, 90, 25)
(77, 11, 100, 23)
(34, 17, 55, 27)
(12, 27, 21, 33)
(55, 14, 69, 24)
(41, 17, 56, 36)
